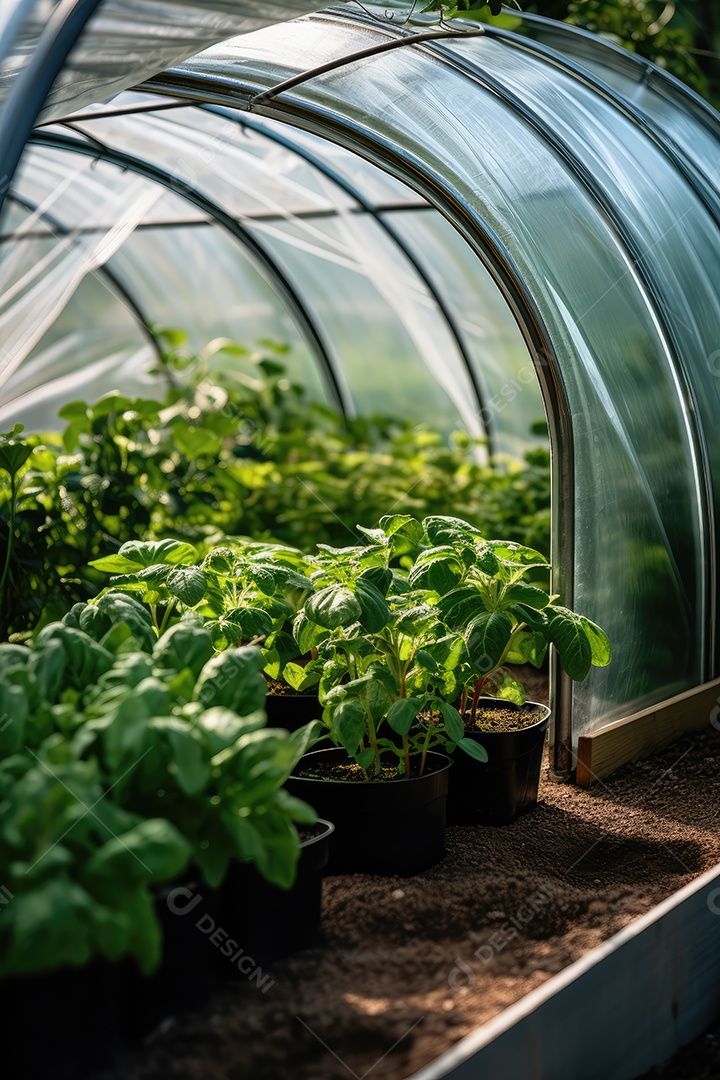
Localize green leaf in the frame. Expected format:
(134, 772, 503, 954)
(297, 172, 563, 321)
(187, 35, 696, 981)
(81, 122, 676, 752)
(487, 540, 550, 570)
(162, 723, 210, 795)
(422, 516, 484, 546)
(495, 673, 526, 705)
(355, 578, 391, 632)
(166, 566, 207, 606)
(355, 747, 376, 769)
(293, 612, 330, 654)
(408, 546, 464, 593)
(358, 566, 393, 597)
(580, 616, 612, 668)
(386, 697, 421, 736)
(457, 737, 489, 763)
(465, 611, 513, 674)
(365, 678, 391, 724)
(332, 700, 366, 755)
(194, 646, 267, 715)
(378, 514, 424, 543)
(305, 585, 361, 629)
(438, 701, 464, 742)
(501, 582, 549, 610)
(547, 607, 592, 681)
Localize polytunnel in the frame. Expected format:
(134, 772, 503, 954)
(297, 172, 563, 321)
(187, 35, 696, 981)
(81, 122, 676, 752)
(2, 0, 720, 781)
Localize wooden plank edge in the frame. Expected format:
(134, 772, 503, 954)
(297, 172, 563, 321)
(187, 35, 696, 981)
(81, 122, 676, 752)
(408, 861, 720, 1080)
(575, 676, 720, 787)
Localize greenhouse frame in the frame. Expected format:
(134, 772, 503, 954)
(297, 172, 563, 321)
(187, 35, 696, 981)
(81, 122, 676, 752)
(4, 0, 720, 779)
(6, 4, 720, 1080)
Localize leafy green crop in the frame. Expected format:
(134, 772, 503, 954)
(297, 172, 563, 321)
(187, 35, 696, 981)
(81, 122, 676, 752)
(295, 514, 610, 775)
(0, 341, 549, 641)
(0, 606, 317, 977)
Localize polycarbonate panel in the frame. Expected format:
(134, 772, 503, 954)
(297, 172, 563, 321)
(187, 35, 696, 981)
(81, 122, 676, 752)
(109, 222, 327, 399)
(442, 30, 720, 669)
(245, 115, 421, 208)
(383, 208, 546, 459)
(0, 257, 158, 432)
(250, 210, 482, 436)
(183, 15, 705, 735)
(64, 95, 360, 219)
(11, 141, 208, 227)
(0, 147, 165, 392)
(511, 15, 720, 199)
(3, 0, 326, 128)
(0, 0, 46, 122)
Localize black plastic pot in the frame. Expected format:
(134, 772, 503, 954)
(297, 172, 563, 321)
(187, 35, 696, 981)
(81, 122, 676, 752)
(218, 818, 334, 969)
(447, 699, 551, 826)
(0, 961, 123, 1079)
(265, 690, 322, 732)
(121, 878, 219, 1040)
(286, 749, 452, 876)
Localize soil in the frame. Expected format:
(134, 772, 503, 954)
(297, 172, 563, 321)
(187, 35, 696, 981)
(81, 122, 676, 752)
(94, 664, 720, 1080)
(265, 679, 317, 698)
(465, 702, 547, 733)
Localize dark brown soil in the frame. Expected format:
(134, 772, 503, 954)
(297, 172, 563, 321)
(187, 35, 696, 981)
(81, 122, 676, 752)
(95, 666, 720, 1080)
(265, 679, 317, 698)
(465, 702, 546, 733)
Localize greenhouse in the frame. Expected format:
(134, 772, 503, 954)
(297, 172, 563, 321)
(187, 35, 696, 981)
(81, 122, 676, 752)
(2, 2, 720, 1079)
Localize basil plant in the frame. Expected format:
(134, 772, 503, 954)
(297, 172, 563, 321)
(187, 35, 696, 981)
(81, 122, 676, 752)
(296, 514, 611, 776)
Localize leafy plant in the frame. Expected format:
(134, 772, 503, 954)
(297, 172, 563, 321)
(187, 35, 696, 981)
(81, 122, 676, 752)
(0, 340, 550, 640)
(0, 746, 191, 978)
(296, 521, 488, 777)
(0, 604, 319, 978)
(409, 515, 612, 724)
(296, 513, 611, 772)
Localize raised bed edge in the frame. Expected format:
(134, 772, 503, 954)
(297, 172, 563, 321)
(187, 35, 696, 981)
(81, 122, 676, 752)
(408, 860, 720, 1080)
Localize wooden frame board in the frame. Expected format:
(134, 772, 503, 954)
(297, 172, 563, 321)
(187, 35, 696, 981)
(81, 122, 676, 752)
(575, 677, 720, 787)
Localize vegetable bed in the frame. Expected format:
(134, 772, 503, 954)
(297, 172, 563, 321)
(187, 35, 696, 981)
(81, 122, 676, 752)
(93, 677, 720, 1080)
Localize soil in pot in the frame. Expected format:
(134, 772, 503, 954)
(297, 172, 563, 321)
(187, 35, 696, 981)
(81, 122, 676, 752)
(217, 818, 334, 970)
(287, 748, 452, 876)
(447, 698, 551, 827)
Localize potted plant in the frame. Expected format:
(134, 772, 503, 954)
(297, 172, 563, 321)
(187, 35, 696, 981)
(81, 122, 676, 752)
(88, 536, 323, 731)
(421, 515, 612, 824)
(0, 613, 326, 1046)
(285, 523, 487, 875)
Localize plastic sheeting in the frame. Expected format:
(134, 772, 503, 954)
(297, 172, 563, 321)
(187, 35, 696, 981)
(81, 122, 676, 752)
(1, 4, 719, 747)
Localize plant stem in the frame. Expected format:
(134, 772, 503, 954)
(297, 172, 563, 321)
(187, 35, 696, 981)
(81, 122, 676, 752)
(158, 597, 177, 636)
(0, 474, 16, 605)
(419, 724, 432, 776)
(470, 676, 489, 726)
(402, 733, 411, 777)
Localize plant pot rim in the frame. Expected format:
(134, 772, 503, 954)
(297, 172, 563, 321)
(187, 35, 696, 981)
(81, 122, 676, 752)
(291, 747, 453, 785)
(462, 698, 551, 734)
(301, 817, 335, 848)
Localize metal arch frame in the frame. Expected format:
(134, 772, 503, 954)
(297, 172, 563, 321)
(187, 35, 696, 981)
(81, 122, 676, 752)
(27, 128, 352, 418)
(0, 0, 105, 220)
(391, 24, 717, 685)
(302, 6, 717, 718)
(141, 65, 575, 779)
(4, 191, 163, 365)
(200, 103, 500, 454)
